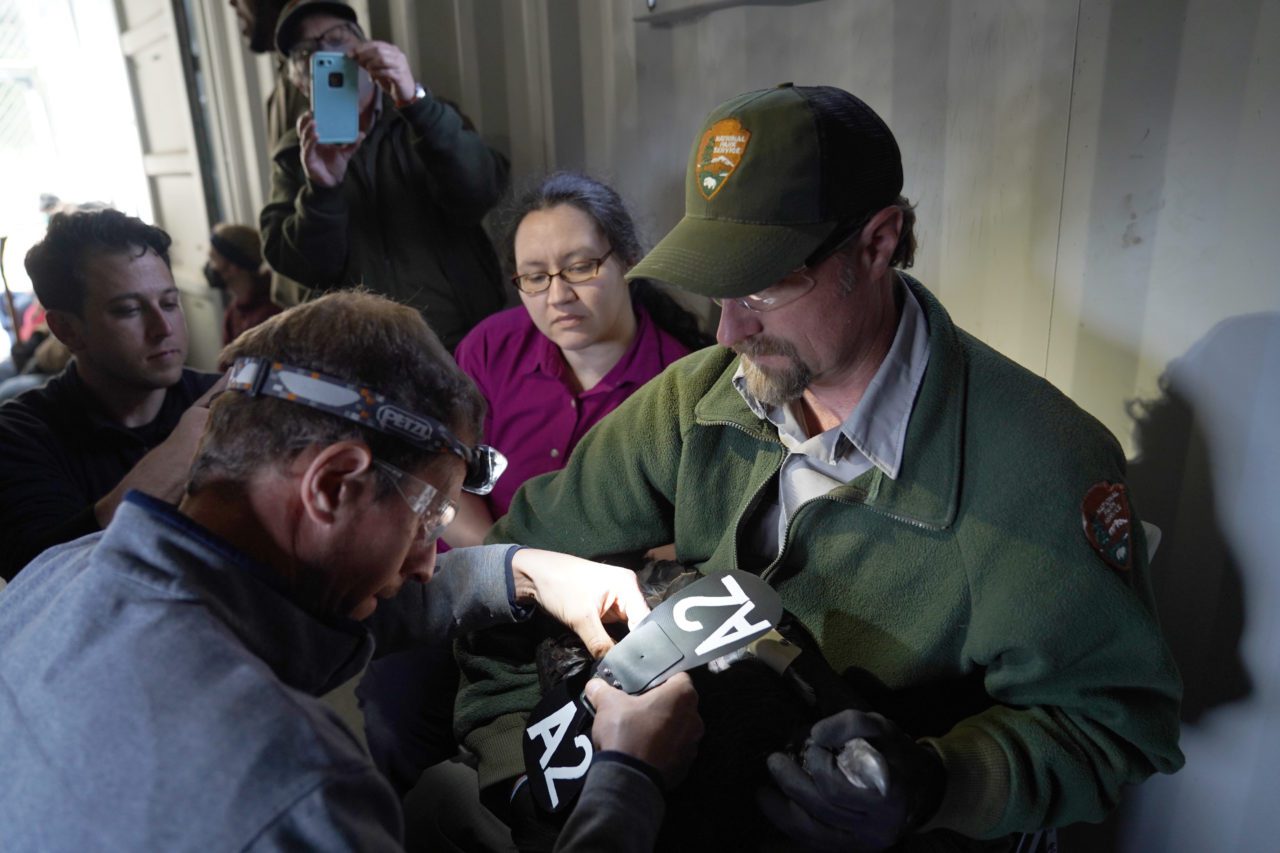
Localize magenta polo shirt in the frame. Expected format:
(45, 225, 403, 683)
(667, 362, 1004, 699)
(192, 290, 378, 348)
(454, 303, 691, 521)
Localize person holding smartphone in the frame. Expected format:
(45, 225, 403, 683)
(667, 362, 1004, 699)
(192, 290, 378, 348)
(260, 0, 510, 352)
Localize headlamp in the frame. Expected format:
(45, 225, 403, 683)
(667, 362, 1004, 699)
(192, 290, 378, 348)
(226, 357, 507, 495)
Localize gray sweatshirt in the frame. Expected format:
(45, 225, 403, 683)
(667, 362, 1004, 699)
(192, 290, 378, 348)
(0, 492, 663, 851)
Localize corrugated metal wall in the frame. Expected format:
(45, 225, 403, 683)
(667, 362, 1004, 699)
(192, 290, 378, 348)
(7, 1, 1260, 847)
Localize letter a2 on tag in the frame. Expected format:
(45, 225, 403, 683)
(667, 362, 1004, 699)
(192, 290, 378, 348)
(527, 700, 577, 770)
(524, 683, 595, 812)
(596, 570, 783, 694)
(673, 575, 772, 656)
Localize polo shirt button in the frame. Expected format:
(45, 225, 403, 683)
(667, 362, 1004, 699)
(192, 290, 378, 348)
(550, 448, 560, 458)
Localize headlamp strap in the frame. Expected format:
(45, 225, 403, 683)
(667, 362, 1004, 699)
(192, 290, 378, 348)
(226, 356, 481, 477)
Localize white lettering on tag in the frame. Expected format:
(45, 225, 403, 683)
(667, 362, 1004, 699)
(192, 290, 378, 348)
(527, 700, 593, 809)
(693, 601, 771, 656)
(544, 736, 593, 809)
(673, 574, 749, 630)
(672, 575, 771, 656)
(527, 700, 577, 769)
(675, 573, 773, 653)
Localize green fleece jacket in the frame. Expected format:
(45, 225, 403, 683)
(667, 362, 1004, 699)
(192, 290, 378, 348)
(260, 93, 509, 350)
(457, 278, 1184, 840)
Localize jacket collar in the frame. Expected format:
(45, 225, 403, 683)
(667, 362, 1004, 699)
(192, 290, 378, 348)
(50, 361, 107, 428)
(693, 274, 964, 530)
(730, 275, 930, 481)
(98, 493, 374, 695)
(49, 361, 143, 435)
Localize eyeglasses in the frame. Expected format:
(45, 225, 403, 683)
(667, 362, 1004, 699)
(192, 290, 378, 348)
(373, 459, 457, 543)
(711, 268, 818, 313)
(288, 21, 364, 67)
(511, 249, 614, 295)
(713, 214, 874, 313)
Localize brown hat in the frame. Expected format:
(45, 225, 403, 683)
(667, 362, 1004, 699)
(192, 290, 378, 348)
(274, 0, 358, 56)
(210, 224, 264, 273)
(628, 84, 902, 299)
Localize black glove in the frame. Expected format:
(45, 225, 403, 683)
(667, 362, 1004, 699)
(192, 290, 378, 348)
(758, 710, 946, 852)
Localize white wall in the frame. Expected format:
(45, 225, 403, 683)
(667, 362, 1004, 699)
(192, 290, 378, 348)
(1050, 6, 1280, 843)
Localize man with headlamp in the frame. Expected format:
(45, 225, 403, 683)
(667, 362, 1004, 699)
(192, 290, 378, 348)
(0, 291, 700, 850)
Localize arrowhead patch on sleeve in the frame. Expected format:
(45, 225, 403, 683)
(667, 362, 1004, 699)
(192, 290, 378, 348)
(1081, 481, 1133, 571)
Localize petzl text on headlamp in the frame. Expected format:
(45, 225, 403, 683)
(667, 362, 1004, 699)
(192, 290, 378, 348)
(226, 357, 507, 495)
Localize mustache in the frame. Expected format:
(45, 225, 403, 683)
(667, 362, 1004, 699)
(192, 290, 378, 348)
(732, 336, 800, 360)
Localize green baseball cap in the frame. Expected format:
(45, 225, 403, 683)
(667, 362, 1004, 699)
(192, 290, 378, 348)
(628, 83, 903, 299)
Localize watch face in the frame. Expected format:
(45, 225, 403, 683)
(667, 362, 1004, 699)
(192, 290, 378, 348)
(398, 83, 426, 108)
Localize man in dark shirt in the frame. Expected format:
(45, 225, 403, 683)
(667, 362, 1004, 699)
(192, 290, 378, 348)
(0, 209, 219, 580)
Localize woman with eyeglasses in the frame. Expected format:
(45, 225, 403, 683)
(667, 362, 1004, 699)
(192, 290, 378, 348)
(444, 172, 713, 548)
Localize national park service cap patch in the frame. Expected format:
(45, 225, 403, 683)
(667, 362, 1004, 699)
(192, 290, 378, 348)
(696, 118, 751, 200)
(629, 83, 903, 299)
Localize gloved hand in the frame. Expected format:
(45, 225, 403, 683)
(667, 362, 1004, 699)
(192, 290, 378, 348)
(758, 710, 946, 852)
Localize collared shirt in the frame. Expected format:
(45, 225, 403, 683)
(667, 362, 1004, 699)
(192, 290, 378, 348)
(455, 303, 691, 519)
(734, 277, 931, 559)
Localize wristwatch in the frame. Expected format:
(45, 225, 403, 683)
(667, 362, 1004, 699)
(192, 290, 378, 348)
(396, 83, 427, 109)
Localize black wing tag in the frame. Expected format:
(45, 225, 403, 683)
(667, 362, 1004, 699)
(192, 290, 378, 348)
(596, 569, 783, 694)
(524, 677, 597, 813)
(522, 570, 782, 814)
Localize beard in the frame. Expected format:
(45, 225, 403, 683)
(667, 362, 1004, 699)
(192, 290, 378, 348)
(735, 336, 811, 406)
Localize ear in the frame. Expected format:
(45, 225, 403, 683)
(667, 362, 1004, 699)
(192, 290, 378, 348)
(298, 440, 376, 530)
(856, 205, 904, 279)
(45, 310, 86, 353)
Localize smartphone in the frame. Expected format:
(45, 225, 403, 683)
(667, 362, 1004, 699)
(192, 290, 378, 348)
(310, 51, 359, 144)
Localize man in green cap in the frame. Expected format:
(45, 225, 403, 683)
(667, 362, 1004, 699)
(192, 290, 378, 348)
(456, 84, 1184, 849)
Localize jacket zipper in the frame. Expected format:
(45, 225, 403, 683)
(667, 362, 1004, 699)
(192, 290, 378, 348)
(759, 494, 940, 584)
(698, 418, 784, 578)
(698, 416, 942, 584)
